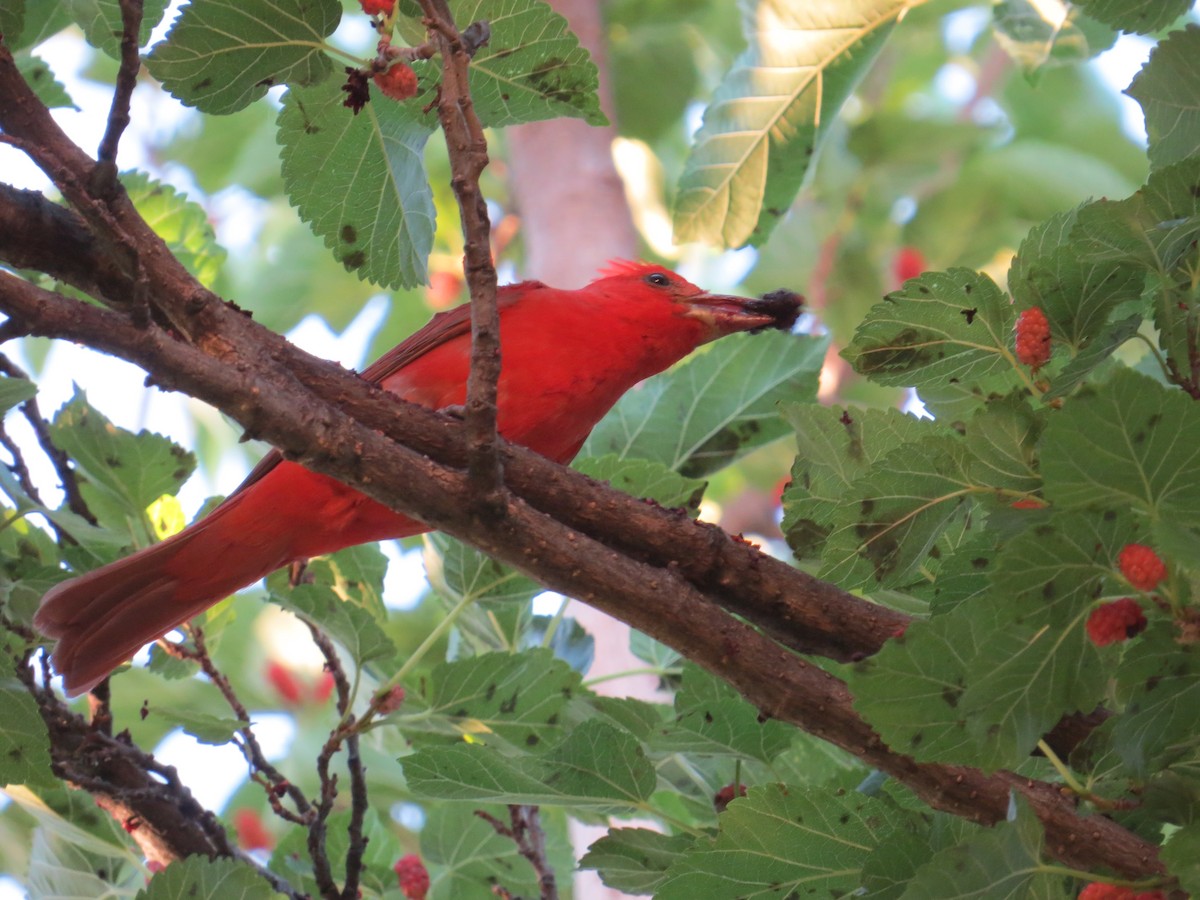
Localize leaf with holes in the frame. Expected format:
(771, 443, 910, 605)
(147, 0, 341, 114)
(279, 78, 435, 289)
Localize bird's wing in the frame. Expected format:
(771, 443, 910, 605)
(227, 281, 542, 497)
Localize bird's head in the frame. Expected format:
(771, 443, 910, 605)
(596, 260, 802, 342)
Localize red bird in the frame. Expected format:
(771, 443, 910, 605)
(35, 262, 800, 695)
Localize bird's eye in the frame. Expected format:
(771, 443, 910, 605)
(644, 272, 671, 287)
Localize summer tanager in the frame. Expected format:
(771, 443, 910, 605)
(35, 261, 800, 695)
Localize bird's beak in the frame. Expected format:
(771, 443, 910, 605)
(682, 289, 803, 339)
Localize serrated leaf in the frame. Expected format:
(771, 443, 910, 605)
(1072, 158, 1200, 274)
(67, 0, 168, 58)
(420, 804, 542, 900)
(990, 509, 1139, 624)
(1043, 314, 1141, 401)
(0, 372, 36, 413)
(899, 798, 1060, 899)
(820, 436, 973, 590)
(1072, 0, 1191, 35)
(781, 404, 932, 558)
(958, 618, 1105, 772)
(1111, 622, 1200, 775)
(1008, 207, 1144, 349)
(1040, 369, 1200, 539)
(580, 828, 695, 895)
(582, 331, 825, 477)
(147, 0, 340, 114)
(442, 0, 605, 127)
(0, 664, 53, 786)
(656, 784, 909, 899)
(138, 855, 286, 899)
(268, 566, 398, 669)
(1127, 25, 1200, 170)
(964, 398, 1042, 494)
(992, 1, 1115, 75)
(1162, 822, 1200, 894)
(279, 79, 435, 289)
(573, 455, 706, 511)
(674, 0, 904, 248)
(423, 531, 539, 655)
(48, 390, 197, 537)
(416, 650, 580, 749)
(405, 719, 655, 806)
(849, 606, 998, 764)
(123, 171, 226, 287)
(652, 665, 793, 762)
(843, 269, 1017, 390)
(147, 708, 248, 745)
(15, 52, 76, 109)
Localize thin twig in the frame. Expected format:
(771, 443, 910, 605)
(304, 624, 369, 900)
(416, 0, 503, 513)
(475, 806, 558, 899)
(172, 626, 314, 825)
(93, 0, 144, 195)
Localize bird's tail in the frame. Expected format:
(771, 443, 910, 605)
(34, 494, 291, 697)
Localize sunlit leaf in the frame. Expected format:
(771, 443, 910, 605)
(674, 0, 906, 248)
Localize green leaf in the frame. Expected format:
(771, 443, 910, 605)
(138, 855, 286, 899)
(405, 719, 655, 807)
(899, 798, 1061, 899)
(48, 390, 197, 537)
(146, 0, 341, 114)
(992, 1, 1115, 75)
(781, 404, 931, 558)
(1072, 157, 1200, 275)
(279, 79, 435, 289)
(446, 0, 605, 127)
(990, 509, 1139, 624)
(1072, 0, 1191, 35)
(1162, 822, 1200, 894)
(421, 804, 542, 900)
(272, 809, 402, 899)
(655, 783, 909, 899)
(0, 655, 53, 786)
(820, 435, 973, 590)
(123, 171, 226, 287)
(652, 665, 793, 762)
(843, 269, 1017, 390)
(14, 52, 77, 109)
(573, 455, 706, 512)
(1043, 314, 1141, 402)
(958, 618, 1104, 772)
(0, 372, 36, 414)
(673, 0, 903, 248)
(1008, 207, 1144, 350)
(147, 708, 248, 745)
(1127, 25, 1200, 170)
(8, 785, 144, 898)
(963, 398, 1042, 495)
(1040, 369, 1200, 541)
(8, 3, 73, 50)
(267, 558, 398, 669)
(417, 650, 580, 750)
(0, 0, 22, 40)
(67, 0, 168, 58)
(1111, 622, 1200, 775)
(582, 331, 826, 477)
(580, 828, 695, 895)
